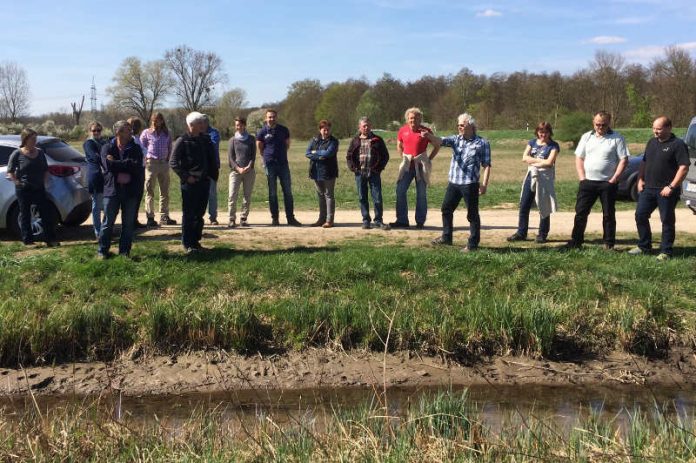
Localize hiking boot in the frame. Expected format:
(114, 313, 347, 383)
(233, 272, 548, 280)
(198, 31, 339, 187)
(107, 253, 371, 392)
(161, 216, 177, 225)
(287, 218, 302, 227)
(389, 221, 409, 229)
(362, 221, 371, 230)
(228, 219, 237, 228)
(271, 218, 280, 226)
(322, 222, 334, 228)
(240, 219, 248, 227)
(146, 217, 159, 228)
(535, 236, 547, 244)
(374, 221, 390, 230)
(507, 232, 526, 242)
(310, 220, 324, 227)
(431, 236, 452, 246)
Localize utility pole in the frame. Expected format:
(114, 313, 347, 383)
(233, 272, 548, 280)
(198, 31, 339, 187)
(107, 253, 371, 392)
(90, 76, 97, 116)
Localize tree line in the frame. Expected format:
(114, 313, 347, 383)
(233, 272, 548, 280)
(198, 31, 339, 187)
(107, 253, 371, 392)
(2, 46, 695, 140)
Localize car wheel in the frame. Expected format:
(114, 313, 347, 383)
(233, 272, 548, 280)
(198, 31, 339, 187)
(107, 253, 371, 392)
(8, 202, 58, 241)
(630, 180, 639, 202)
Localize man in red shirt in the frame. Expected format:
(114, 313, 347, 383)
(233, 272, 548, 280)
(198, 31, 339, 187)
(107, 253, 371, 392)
(390, 107, 440, 228)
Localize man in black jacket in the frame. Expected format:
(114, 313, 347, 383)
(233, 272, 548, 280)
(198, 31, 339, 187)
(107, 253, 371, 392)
(346, 116, 390, 229)
(170, 111, 220, 253)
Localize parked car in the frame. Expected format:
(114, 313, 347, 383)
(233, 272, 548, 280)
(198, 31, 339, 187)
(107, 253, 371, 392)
(681, 116, 696, 214)
(0, 135, 91, 239)
(617, 154, 643, 201)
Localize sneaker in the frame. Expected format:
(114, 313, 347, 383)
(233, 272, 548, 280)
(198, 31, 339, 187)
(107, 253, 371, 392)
(310, 220, 324, 227)
(415, 223, 425, 230)
(23, 240, 35, 246)
(228, 219, 237, 228)
(210, 219, 219, 226)
(322, 222, 334, 228)
(146, 217, 159, 228)
(431, 236, 452, 246)
(506, 233, 526, 242)
(603, 244, 616, 251)
(535, 236, 547, 244)
(161, 216, 177, 226)
(46, 241, 61, 248)
(656, 253, 670, 261)
(362, 221, 371, 230)
(287, 218, 302, 227)
(118, 252, 131, 259)
(374, 221, 390, 231)
(461, 246, 477, 253)
(271, 218, 280, 226)
(185, 247, 198, 255)
(135, 219, 148, 229)
(627, 247, 644, 256)
(389, 221, 409, 229)
(240, 219, 248, 227)
(97, 251, 110, 260)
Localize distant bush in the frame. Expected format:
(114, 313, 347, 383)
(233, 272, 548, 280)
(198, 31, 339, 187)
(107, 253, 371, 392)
(0, 123, 23, 135)
(555, 112, 591, 148)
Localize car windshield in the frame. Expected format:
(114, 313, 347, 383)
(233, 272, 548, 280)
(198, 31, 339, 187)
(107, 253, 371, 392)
(40, 141, 85, 163)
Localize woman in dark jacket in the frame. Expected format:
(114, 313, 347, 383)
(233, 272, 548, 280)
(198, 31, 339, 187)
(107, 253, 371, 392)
(305, 120, 339, 227)
(97, 120, 144, 259)
(83, 121, 106, 238)
(7, 128, 60, 246)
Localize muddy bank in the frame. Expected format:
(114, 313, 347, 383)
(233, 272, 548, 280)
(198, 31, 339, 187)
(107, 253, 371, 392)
(1, 346, 694, 397)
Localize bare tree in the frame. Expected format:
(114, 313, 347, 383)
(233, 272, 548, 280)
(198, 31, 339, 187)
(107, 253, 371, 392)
(213, 88, 248, 137)
(71, 95, 85, 126)
(589, 51, 627, 124)
(0, 61, 31, 122)
(164, 45, 227, 112)
(650, 46, 696, 126)
(107, 57, 172, 125)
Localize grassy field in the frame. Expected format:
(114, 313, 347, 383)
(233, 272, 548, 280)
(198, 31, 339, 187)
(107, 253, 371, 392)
(72, 126, 684, 217)
(1, 234, 695, 367)
(2, 389, 694, 461)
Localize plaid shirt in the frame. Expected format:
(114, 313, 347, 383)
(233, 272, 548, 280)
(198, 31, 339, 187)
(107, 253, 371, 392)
(359, 138, 372, 176)
(441, 134, 491, 185)
(140, 129, 171, 161)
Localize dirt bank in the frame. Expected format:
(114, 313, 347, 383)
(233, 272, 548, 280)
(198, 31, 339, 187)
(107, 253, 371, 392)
(1, 346, 694, 397)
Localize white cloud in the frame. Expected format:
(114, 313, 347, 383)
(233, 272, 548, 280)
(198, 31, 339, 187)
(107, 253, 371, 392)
(585, 36, 627, 45)
(476, 8, 502, 17)
(624, 42, 696, 62)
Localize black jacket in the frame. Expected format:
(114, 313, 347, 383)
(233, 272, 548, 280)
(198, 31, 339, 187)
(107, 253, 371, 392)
(170, 132, 220, 184)
(346, 132, 389, 174)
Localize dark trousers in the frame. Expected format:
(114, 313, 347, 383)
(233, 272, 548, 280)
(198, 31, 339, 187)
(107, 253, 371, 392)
(181, 179, 210, 248)
(517, 174, 550, 238)
(265, 162, 294, 221)
(635, 187, 680, 255)
(570, 180, 618, 246)
(99, 191, 139, 255)
(441, 182, 480, 248)
(16, 187, 56, 243)
(355, 173, 383, 223)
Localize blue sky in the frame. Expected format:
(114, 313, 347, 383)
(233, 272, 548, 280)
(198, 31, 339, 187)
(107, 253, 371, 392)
(3, 0, 696, 116)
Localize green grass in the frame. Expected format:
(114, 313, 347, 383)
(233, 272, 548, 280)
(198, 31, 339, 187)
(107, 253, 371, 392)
(1, 389, 694, 461)
(1, 237, 695, 367)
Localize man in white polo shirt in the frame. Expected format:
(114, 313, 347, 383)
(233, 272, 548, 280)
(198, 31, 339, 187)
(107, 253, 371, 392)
(565, 110, 629, 250)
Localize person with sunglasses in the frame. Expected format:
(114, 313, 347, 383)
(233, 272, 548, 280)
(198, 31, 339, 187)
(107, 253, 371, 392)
(83, 121, 107, 238)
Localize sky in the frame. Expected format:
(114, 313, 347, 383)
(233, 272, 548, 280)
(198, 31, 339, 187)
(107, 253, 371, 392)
(2, 0, 696, 116)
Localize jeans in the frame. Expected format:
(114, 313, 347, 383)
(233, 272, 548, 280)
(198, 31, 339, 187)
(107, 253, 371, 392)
(570, 180, 618, 246)
(355, 173, 383, 223)
(265, 162, 295, 221)
(16, 187, 56, 243)
(207, 179, 218, 221)
(516, 174, 550, 238)
(314, 178, 336, 223)
(91, 192, 103, 237)
(181, 179, 210, 248)
(99, 191, 139, 255)
(635, 187, 680, 255)
(395, 169, 427, 225)
(228, 169, 256, 222)
(440, 182, 480, 248)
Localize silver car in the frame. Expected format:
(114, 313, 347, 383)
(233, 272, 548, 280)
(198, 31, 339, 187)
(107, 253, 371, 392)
(0, 135, 91, 239)
(682, 117, 696, 214)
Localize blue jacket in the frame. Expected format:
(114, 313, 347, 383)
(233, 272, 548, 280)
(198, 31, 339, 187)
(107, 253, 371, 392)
(83, 137, 106, 193)
(100, 138, 144, 197)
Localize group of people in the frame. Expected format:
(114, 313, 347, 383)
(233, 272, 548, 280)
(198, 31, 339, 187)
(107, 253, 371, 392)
(7, 107, 691, 260)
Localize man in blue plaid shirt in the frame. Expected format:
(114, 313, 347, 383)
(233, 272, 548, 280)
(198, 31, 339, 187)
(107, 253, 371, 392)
(427, 113, 491, 252)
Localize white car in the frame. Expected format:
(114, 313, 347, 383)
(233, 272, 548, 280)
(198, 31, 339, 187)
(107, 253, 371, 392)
(0, 135, 91, 239)
(682, 117, 696, 214)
